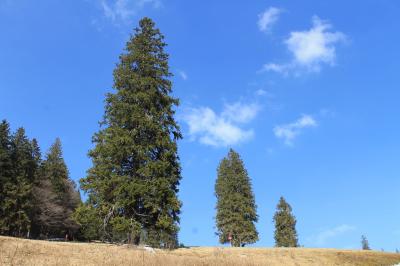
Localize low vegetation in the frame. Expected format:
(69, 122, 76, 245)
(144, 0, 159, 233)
(1, 236, 400, 266)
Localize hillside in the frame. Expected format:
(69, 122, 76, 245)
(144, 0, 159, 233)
(1, 236, 399, 266)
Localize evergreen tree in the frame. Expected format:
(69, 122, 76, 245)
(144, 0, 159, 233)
(30, 139, 42, 174)
(361, 235, 370, 250)
(78, 17, 182, 248)
(72, 204, 102, 241)
(30, 138, 43, 238)
(0, 120, 13, 235)
(273, 197, 298, 247)
(4, 128, 36, 237)
(32, 138, 80, 238)
(0, 123, 41, 237)
(215, 149, 258, 247)
(43, 138, 70, 194)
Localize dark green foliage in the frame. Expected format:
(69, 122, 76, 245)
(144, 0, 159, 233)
(0, 121, 79, 239)
(42, 139, 70, 194)
(32, 138, 80, 238)
(72, 204, 102, 241)
(27, 138, 42, 237)
(361, 235, 370, 250)
(0, 124, 43, 238)
(215, 149, 258, 247)
(0, 120, 13, 235)
(78, 17, 182, 248)
(273, 197, 298, 247)
(1, 127, 36, 237)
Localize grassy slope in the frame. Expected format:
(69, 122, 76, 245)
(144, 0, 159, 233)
(1, 236, 400, 266)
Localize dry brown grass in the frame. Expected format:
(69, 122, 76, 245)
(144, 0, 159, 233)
(1, 236, 400, 266)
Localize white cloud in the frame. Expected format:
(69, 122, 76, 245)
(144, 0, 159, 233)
(263, 16, 346, 74)
(100, 0, 161, 24)
(258, 7, 282, 32)
(177, 70, 188, 80)
(260, 63, 290, 75)
(222, 102, 260, 124)
(309, 225, 356, 246)
(182, 102, 260, 147)
(274, 114, 317, 145)
(286, 16, 346, 69)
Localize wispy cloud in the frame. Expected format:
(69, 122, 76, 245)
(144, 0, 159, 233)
(258, 7, 282, 33)
(177, 70, 188, 81)
(255, 89, 267, 96)
(261, 16, 346, 75)
(99, 0, 161, 25)
(308, 225, 356, 246)
(221, 102, 260, 124)
(182, 102, 260, 147)
(274, 114, 317, 145)
(260, 63, 289, 75)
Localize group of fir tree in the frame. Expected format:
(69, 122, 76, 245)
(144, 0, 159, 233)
(0, 120, 80, 239)
(1, 17, 302, 249)
(215, 149, 299, 247)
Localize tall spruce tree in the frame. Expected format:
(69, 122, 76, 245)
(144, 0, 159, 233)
(78, 17, 182, 248)
(273, 197, 298, 247)
(0, 120, 13, 235)
(32, 138, 80, 238)
(215, 149, 258, 247)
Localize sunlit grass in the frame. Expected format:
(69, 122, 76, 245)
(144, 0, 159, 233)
(1, 236, 400, 266)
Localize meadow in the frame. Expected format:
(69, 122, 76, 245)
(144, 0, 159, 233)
(1, 236, 400, 266)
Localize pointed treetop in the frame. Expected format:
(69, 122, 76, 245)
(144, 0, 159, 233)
(47, 138, 63, 160)
(277, 196, 293, 212)
(0, 120, 11, 146)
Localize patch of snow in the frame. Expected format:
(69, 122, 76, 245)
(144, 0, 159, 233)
(143, 246, 155, 253)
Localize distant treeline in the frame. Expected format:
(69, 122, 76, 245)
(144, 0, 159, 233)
(0, 121, 80, 239)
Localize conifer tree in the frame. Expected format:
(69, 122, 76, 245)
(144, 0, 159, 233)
(361, 235, 370, 250)
(215, 149, 258, 247)
(33, 138, 80, 238)
(30, 138, 43, 238)
(0, 123, 41, 237)
(78, 17, 182, 247)
(5, 128, 36, 237)
(273, 197, 299, 247)
(72, 204, 102, 241)
(42, 138, 70, 194)
(0, 120, 13, 235)
(30, 139, 42, 171)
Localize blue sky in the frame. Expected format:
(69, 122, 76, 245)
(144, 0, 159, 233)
(1, 0, 399, 250)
